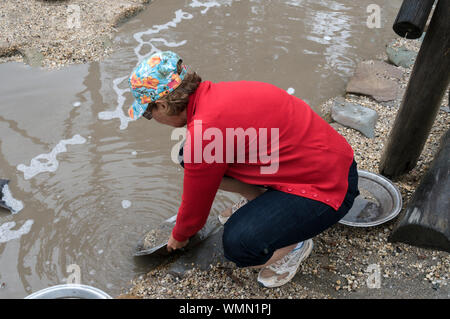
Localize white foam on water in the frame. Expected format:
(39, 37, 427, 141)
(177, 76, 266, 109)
(285, 0, 305, 7)
(135, 38, 189, 64)
(121, 200, 131, 209)
(98, 75, 132, 130)
(99, 10, 194, 130)
(287, 88, 295, 95)
(189, 0, 221, 14)
(133, 9, 193, 61)
(17, 135, 87, 180)
(1, 184, 24, 214)
(101, 3, 233, 130)
(0, 220, 34, 244)
(303, 49, 318, 55)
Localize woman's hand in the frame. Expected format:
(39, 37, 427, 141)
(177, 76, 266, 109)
(167, 234, 189, 252)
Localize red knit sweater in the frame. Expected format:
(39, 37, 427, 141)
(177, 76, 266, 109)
(172, 81, 354, 242)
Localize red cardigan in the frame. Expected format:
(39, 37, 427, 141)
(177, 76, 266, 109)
(172, 81, 354, 242)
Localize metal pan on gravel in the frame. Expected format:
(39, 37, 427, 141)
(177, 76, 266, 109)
(339, 170, 402, 227)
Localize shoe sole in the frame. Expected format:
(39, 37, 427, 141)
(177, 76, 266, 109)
(257, 239, 314, 288)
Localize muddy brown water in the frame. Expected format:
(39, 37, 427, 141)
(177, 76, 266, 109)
(0, 0, 402, 298)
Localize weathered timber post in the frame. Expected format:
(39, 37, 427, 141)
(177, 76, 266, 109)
(379, 0, 450, 178)
(393, 0, 435, 39)
(389, 129, 449, 253)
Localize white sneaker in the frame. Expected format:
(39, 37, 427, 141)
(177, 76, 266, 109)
(257, 239, 314, 288)
(218, 198, 249, 225)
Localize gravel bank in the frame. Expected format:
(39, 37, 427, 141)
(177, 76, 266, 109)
(0, 0, 151, 68)
(122, 37, 449, 299)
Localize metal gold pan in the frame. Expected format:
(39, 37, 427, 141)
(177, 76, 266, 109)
(339, 170, 403, 227)
(134, 212, 221, 257)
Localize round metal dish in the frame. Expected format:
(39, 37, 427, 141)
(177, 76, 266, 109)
(25, 284, 112, 299)
(339, 169, 402, 227)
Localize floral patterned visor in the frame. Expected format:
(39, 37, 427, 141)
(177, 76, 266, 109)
(128, 51, 188, 120)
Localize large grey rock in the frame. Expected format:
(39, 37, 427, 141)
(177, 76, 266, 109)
(331, 98, 378, 138)
(346, 60, 403, 102)
(386, 43, 417, 68)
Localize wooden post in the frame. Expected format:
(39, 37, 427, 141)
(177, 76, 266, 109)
(379, 0, 450, 178)
(389, 129, 449, 253)
(393, 0, 435, 39)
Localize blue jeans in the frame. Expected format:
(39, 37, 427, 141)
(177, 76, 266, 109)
(222, 160, 359, 267)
